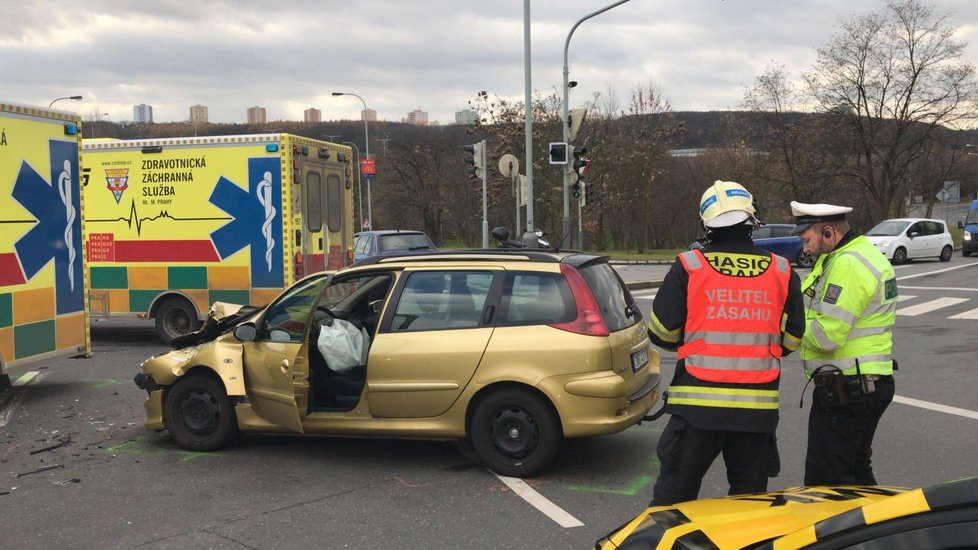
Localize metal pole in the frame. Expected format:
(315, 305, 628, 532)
(48, 95, 82, 108)
(343, 141, 364, 230)
(523, 0, 534, 233)
(512, 163, 521, 236)
(333, 91, 371, 229)
(480, 140, 489, 248)
(562, 0, 633, 249)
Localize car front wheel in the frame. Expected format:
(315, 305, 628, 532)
(892, 246, 908, 265)
(939, 245, 953, 262)
(163, 374, 237, 451)
(796, 251, 815, 268)
(470, 389, 561, 477)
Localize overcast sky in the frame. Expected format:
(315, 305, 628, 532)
(2, 0, 976, 125)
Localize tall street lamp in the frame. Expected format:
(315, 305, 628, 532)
(332, 92, 371, 229)
(342, 140, 365, 231)
(561, 0, 633, 248)
(49, 95, 83, 108)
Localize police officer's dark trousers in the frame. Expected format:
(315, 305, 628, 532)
(651, 415, 772, 506)
(805, 376, 895, 486)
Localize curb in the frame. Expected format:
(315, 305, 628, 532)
(625, 280, 663, 291)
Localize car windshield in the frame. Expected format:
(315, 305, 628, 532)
(378, 233, 433, 252)
(867, 220, 911, 236)
(967, 209, 978, 224)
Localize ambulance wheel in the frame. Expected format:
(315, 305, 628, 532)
(156, 297, 200, 344)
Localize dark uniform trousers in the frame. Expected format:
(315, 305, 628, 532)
(651, 415, 772, 506)
(805, 375, 895, 486)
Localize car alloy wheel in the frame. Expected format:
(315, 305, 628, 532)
(892, 246, 908, 265)
(940, 245, 953, 262)
(163, 374, 237, 451)
(470, 389, 561, 477)
(796, 251, 815, 269)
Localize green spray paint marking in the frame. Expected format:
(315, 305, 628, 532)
(104, 436, 216, 461)
(82, 378, 118, 388)
(567, 456, 661, 496)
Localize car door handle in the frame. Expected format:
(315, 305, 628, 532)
(482, 305, 495, 325)
(280, 359, 290, 373)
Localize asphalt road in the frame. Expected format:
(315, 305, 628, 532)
(1, 255, 976, 549)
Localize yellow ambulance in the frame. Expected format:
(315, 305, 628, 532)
(81, 134, 355, 342)
(1, 101, 89, 387)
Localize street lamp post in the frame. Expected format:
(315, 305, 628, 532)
(342, 141, 365, 231)
(332, 92, 371, 229)
(562, 0, 632, 249)
(48, 95, 83, 108)
(90, 112, 109, 138)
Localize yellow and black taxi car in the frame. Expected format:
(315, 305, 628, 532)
(133, 250, 661, 477)
(596, 476, 978, 549)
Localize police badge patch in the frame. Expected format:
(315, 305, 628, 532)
(824, 283, 843, 304)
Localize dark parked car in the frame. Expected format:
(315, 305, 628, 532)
(353, 230, 436, 263)
(690, 223, 814, 268)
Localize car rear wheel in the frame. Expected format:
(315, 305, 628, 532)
(939, 245, 953, 262)
(892, 246, 908, 265)
(796, 251, 815, 268)
(470, 389, 561, 477)
(163, 374, 237, 451)
(156, 297, 200, 344)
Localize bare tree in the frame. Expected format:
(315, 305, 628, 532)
(804, 0, 978, 222)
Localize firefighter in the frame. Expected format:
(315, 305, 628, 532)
(790, 201, 897, 486)
(647, 181, 805, 506)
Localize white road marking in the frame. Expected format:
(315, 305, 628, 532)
(12, 371, 40, 386)
(631, 290, 658, 298)
(899, 285, 978, 292)
(948, 307, 978, 320)
(897, 294, 917, 302)
(896, 297, 968, 316)
(894, 395, 978, 421)
(897, 263, 977, 281)
(493, 473, 584, 528)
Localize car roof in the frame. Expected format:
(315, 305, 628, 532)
(355, 230, 428, 236)
(346, 248, 607, 268)
(877, 218, 944, 223)
(759, 223, 795, 228)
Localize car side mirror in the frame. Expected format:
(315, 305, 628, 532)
(909, 232, 920, 239)
(958, 221, 964, 229)
(369, 299, 384, 315)
(233, 322, 258, 342)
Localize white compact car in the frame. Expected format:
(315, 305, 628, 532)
(865, 218, 954, 264)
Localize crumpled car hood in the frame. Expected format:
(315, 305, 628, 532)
(169, 301, 262, 348)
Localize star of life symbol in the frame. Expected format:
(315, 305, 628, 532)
(105, 168, 129, 204)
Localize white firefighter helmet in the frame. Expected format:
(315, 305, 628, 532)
(699, 180, 757, 228)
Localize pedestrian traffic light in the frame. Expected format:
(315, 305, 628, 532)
(584, 182, 595, 206)
(572, 146, 589, 180)
(571, 181, 581, 199)
(548, 142, 568, 165)
(463, 142, 485, 179)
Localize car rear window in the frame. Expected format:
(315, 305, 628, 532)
(577, 262, 639, 332)
(378, 233, 434, 253)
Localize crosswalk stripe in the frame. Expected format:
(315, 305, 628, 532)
(12, 371, 40, 386)
(948, 307, 978, 320)
(897, 294, 916, 302)
(896, 297, 969, 317)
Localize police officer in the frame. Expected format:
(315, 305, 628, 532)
(790, 201, 897, 486)
(647, 181, 805, 506)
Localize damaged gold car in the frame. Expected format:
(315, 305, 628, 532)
(134, 251, 660, 476)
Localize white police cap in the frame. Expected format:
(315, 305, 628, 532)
(790, 201, 852, 234)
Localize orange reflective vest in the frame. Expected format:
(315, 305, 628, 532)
(677, 250, 790, 384)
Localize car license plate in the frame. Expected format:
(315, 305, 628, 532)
(631, 348, 648, 372)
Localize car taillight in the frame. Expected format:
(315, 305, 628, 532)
(295, 251, 303, 277)
(549, 264, 609, 336)
(347, 248, 354, 265)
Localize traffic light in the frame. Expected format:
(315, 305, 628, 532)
(463, 142, 485, 179)
(584, 182, 595, 206)
(572, 146, 589, 180)
(548, 142, 568, 165)
(571, 181, 581, 199)
(568, 108, 587, 142)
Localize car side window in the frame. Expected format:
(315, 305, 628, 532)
(499, 272, 574, 325)
(929, 221, 945, 235)
(753, 227, 771, 239)
(354, 235, 369, 256)
(907, 222, 923, 236)
(390, 271, 492, 332)
(259, 275, 329, 342)
(772, 226, 793, 238)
